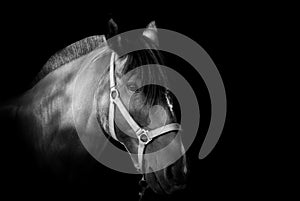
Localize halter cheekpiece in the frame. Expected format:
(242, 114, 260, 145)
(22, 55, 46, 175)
(108, 52, 181, 173)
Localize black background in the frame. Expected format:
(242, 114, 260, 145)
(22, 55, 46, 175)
(0, 3, 275, 201)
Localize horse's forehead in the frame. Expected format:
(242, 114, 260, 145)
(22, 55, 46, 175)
(128, 72, 141, 82)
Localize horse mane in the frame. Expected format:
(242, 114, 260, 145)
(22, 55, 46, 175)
(32, 35, 107, 86)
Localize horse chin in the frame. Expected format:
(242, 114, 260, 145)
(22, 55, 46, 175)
(145, 167, 186, 195)
(145, 169, 166, 194)
(143, 132, 188, 195)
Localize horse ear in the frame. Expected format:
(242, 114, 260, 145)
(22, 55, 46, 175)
(108, 18, 118, 37)
(142, 21, 159, 46)
(107, 19, 122, 54)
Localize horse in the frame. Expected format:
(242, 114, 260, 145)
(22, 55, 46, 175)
(1, 19, 188, 199)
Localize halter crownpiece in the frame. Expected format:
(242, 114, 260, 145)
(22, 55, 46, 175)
(108, 51, 181, 173)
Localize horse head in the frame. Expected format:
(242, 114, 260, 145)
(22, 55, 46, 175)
(97, 20, 189, 194)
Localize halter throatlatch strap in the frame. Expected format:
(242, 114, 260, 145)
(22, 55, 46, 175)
(108, 51, 181, 173)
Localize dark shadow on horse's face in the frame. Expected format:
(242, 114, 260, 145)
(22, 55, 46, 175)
(114, 70, 189, 194)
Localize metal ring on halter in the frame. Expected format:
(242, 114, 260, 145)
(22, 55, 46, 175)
(137, 129, 152, 145)
(110, 88, 119, 100)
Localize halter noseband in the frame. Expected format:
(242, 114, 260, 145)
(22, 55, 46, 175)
(108, 52, 181, 173)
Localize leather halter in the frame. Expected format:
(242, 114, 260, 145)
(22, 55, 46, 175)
(108, 52, 181, 173)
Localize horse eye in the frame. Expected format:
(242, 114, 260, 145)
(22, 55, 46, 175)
(127, 83, 138, 91)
